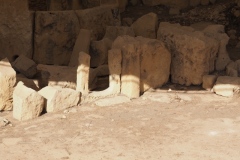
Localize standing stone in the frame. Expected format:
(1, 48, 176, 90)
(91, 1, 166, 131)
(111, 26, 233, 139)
(0, 0, 33, 61)
(0, 58, 16, 111)
(226, 61, 238, 77)
(108, 49, 122, 94)
(131, 12, 158, 39)
(77, 52, 91, 95)
(12, 55, 37, 79)
(38, 86, 81, 112)
(158, 22, 219, 86)
(121, 44, 140, 99)
(69, 29, 91, 67)
(13, 82, 44, 121)
(34, 11, 80, 65)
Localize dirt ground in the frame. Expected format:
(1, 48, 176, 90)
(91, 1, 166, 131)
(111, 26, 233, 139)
(1, 87, 240, 160)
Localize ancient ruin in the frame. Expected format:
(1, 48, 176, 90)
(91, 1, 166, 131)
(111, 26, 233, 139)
(0, 0, 240, 159)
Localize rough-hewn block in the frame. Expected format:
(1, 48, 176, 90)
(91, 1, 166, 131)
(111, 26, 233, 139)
(0, 58, 16, 111)
(13, 82, 44, 121)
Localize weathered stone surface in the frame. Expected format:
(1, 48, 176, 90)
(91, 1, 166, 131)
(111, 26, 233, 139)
(12, 55, 37, 79)
(13, 82, 44, 121)
(0, 58, 16, 111)
(37, 64, 76, 89)
(77, 52, 91, 95)
(34, 11, 80, 65)
(121, 43, 141, 99)
(131, 12, 158, 39)
(108, 49, 122, 94)
(202, 75, 217, 91)
(38, 86, 80, 112)
(158, 22, 219, 86)
(113, 35, 171, 93)
(75, 5, 120, 40)
(203, 25, 231, 71)
(213, 76, 240, 97)
(137, 37, 171, 92)
(90, 38, 112, 67)
(69, 29, 91, 67)
(0, 0, 33, 61)
(104, 26, 135, 40)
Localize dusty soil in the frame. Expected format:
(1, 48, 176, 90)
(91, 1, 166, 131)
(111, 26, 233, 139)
(1, 87, 240, 160)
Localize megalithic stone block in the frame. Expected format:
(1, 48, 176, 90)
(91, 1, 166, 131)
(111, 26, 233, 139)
(13, 82, 44, 121)
(108, 49, 122, 94)
(77, 52, 91, 95)
(121, 44, 140, 99)
(0, 58, 16, 111)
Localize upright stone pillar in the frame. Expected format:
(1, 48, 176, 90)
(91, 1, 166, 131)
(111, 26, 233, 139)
(76, 52, 91, 95)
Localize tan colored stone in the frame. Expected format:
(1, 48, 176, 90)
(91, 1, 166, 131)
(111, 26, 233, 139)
(202, 75, 218, 91)
(213, 76, 240, 97)
(121, 43, 140, 99)
(37, 64, 76, 89)
(158, 22, 219, 86)
(0, 0, 33, 61)
(13, 82, 44, 121)
(136, 37, 171, 93)
(34, 11, 80, 65)
(203, 25, 231, 71)
(12, 55, 37, 79)
(69, 29, 91, 67)
(38, 86, 81, 112)
(0, 58, 16, 111)
(131, 12, 158, 39)
(108, 49, 122, 94)
(77, 52, 91, 94)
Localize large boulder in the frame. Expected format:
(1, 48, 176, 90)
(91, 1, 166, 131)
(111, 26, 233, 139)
(0, 0, 33, 61)
(131, 12, 158, 39)
(13, 82, 44, 121)
(34, 11, 80, 65)
(157, 22, 219, 86)
(103, 26, 135, 40)
(38, 86, 81, 112)
(0, 58, 16, 111)
(112, 36, 171, 95)
(202, 25, 231, 71)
